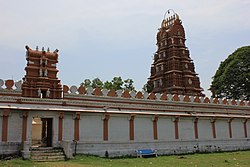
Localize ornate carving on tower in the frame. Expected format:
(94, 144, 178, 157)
(21, 46, 62, 98)
(148, 10, 204, 96)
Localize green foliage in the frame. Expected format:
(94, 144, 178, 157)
(124, 79, 135, 91)
(210, 46, 250, 100)
(111, 76, 124, 90)
(92, 78, 103, 89)
(82, 79, 91, 88)
(103, 81, 113, 90)
(142, 83, 154, 93)
(81, 77, 135, 91)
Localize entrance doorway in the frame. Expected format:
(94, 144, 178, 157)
(32, 118, 53, 147)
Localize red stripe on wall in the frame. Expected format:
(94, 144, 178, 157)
(2, 109, 10, 142)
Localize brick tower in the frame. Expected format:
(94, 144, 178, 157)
(148, 11, 204, 96)
(22, 46, 62, 98)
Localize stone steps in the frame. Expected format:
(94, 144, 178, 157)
(31, 147, 66, 162)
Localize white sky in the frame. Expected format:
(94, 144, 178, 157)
(0, 0, 249, 96)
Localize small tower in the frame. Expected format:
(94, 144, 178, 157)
(22, 46, 62, 98)
(148, 11, 204, 96)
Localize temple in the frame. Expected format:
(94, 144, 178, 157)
(0, 11, 249, 160)
(21, 46, 62, 99)
(148, 12, 204, 96)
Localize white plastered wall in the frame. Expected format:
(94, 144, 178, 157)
(198, 119, 213, 139)
(158, 117, 175, 141)
(109, 115, 129, 142)
(7, 112, 22, 142)
(79, 113, 102, 142)
(232, 119, 244, 139)
(179, 118, 194, 140)
(134, 116, 153, 141)
(63, 113, 74, 141)
(216, 119, 229, 139)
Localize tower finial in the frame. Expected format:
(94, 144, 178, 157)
(53, 49, 59, 53)
(164, 9, 176, 20)
(25, 45, 30, 50)
(162, 9, 180, 28)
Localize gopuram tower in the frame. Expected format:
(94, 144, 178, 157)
(148, 10, 204, 96)
(21, 46, 62, 98)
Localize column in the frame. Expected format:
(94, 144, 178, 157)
(103, 113, 110, 141)
(193, 117, 199, 139)
(21, 112, 29, 142)
(74, 112, 80, 141)
(153, 115, 159, 140)
(173, 116, 179, 139)
(211, 118, 216, 139)
(58, 112, 64, 141)
(129, 114, 136, 141)
(2, 109, 10, 142)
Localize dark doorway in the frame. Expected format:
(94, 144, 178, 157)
(41, 91, 46, 98)
(41, 118, 53, 147)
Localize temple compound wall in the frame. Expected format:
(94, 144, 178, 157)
(0, 81, 250, 158)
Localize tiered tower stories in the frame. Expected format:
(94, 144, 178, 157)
(148, 12, 204, 96)
(22, 46, 62, 98)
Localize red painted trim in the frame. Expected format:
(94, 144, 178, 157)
(153, 120, 158, 140)
(58, 119, 63, 141)
(74, 112, 80, 141)
(22, 112, 28, 142)
(74, 119, 79, 141)
(244, 120, 248, 138)
(58, 112, 64, 141)
(103, 113, 110, 141)
(129, 115, 135, 140)
(129, 120, 134, 140)
(228, 119, 233, 138)
(103, 119, 108, 141)
(194, 118, 198, 139)
(153, 115, 159, 140)
(211, 120, 216, 138)
(2, 116, 8, 142)
(174, 117, 179, 139)
(2, 109, 10, 142)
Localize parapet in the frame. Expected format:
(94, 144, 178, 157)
(62, 85, 250, 107)
(0, 80, 249, 107)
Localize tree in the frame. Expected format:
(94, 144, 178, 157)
(81, 77, 136, 91)
(91, 78, 103, 89)
(124, 79, 135, 91)
(210, 46, 250, 100)
(81, 79, 91, 88)
(111, 77, 124, 90)
(142, 83, 153, 93)
(103, 81, 113, 90)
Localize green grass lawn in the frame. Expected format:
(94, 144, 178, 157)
(1, 151, 250, 167)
